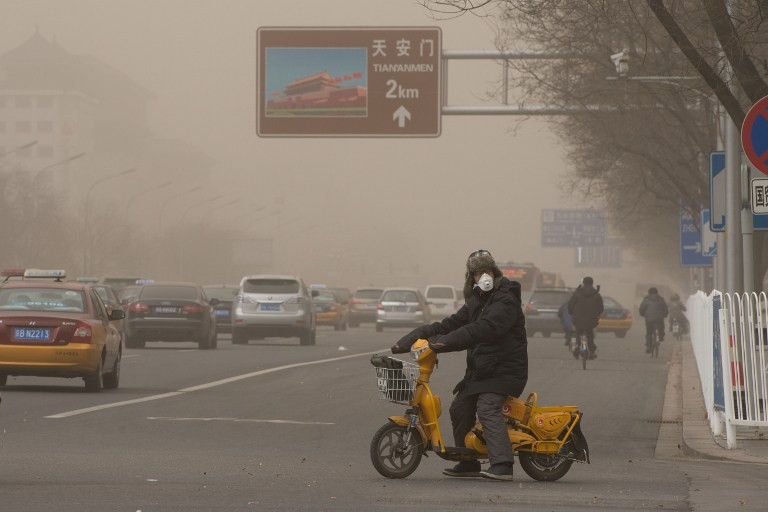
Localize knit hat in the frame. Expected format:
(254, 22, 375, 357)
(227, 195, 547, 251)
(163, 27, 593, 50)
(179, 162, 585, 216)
(463, 250, 502, 300)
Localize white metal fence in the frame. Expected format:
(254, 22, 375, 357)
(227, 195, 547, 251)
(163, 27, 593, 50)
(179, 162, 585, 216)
(688, 291, 768, 448)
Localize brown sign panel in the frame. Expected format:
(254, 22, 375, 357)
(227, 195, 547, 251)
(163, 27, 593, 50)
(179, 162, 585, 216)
(257, 27, 441, 137)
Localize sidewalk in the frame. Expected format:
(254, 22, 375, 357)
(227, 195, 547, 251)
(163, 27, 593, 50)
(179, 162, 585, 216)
(679, 338, 768, 464)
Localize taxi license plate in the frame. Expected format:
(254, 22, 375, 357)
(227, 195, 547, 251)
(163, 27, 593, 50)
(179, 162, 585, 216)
(261, 304, 280, 311)
(14, 328, 51, 341)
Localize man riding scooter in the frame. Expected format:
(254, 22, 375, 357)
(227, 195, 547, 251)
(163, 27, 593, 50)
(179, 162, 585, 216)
(391, 250, 528, 481)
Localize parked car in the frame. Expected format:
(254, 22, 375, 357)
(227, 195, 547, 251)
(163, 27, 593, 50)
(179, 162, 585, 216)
(123, 282, 219, 349)
(231, 275, 316, 345)
(597, 296, 633, 338)
(0, 269, 124, 391)
(524, 287, 574, 337)
(349, 288, 383, 327)
(203, 285, 239, 335)
(424, 284, 461, 317)
(376, 287, 431, 332)
(313, 290, 349, 330)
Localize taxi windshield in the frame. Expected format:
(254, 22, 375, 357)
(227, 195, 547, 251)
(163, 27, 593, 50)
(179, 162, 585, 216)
(0, 288, 87, 313)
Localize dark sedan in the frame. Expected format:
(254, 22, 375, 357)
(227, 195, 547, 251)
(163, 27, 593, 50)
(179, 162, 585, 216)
(123, 283, 219, 349)
(524, 287, 573, 337)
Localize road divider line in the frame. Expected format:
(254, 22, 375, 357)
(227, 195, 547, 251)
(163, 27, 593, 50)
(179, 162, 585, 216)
(147, 416, 335, 425)
(45, 348, 391, 418)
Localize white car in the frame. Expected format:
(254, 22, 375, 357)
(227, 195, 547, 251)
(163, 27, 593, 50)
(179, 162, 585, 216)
(424, 285, 461, 317)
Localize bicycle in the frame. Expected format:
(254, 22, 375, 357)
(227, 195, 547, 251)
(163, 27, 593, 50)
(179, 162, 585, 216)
(570, 332, 590, 370)
(648, 327, 660, 359)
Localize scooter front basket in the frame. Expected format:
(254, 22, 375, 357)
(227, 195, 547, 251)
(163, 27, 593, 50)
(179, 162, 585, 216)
(373, 358, 419, 403)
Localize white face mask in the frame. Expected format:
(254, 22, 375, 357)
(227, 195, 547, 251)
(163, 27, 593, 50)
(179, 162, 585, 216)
(475, 273, 494, 292)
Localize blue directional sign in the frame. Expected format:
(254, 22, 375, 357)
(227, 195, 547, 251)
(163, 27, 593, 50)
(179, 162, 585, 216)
(541, 209, 605, 247)
(709, 152, 726, 231)
(709, 150, 768, 231)
(680, 208, 714, 267)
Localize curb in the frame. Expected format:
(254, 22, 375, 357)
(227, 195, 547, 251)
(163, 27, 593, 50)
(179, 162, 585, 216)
(680, 339, 768, 464)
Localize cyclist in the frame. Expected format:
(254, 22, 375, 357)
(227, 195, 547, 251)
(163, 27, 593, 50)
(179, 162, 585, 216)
(639, 287, 669, 353)
(390, 249, 528, 481)
(567, 276, 604, 359)
(668, 293, 688, 336)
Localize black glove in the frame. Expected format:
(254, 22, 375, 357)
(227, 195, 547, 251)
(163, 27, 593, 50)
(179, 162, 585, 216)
(391, 330, 423, 353)
(427, 334, 448, 353)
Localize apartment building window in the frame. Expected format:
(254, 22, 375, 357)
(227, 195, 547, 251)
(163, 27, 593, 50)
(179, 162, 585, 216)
(37, 146, 54, 158)
(15, 96, 31, 108)
(37, 96, 53, 108)
(37, 121, 53, 133)
(16, 121, 31, 133)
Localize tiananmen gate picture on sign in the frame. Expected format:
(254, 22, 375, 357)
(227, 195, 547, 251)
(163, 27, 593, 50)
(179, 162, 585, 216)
(265, 48, 368, 118)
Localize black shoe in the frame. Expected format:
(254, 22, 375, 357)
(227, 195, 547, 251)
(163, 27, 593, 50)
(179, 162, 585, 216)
(443, 461, 481, 478)
(480, 463, 514, 481)
(572, 349, 580, 359)
(645, 347, 652, 353)
(588, 353, 597, 360)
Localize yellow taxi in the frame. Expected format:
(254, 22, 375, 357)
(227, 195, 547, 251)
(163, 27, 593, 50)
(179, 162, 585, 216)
(313, 289, 349, 331)
(596, 296, 633, 338)
(0, 269, 124, 391)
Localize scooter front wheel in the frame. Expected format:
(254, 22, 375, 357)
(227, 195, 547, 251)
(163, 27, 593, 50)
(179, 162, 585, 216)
(518, 450, 574, 481)
(370, 422, 423, 479)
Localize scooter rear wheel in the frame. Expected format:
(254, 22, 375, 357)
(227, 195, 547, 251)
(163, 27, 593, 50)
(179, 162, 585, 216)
(370, 422, 423, 479)
(518, 450, 574, 481)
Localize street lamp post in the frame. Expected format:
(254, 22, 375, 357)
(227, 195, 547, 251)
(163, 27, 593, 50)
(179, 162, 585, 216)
(0, 140, 38, 159)
(83, 168, 137, 275)
(124, 180, 173, 219)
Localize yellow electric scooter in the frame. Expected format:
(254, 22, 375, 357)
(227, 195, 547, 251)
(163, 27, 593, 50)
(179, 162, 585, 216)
(370, 339, 589, 480)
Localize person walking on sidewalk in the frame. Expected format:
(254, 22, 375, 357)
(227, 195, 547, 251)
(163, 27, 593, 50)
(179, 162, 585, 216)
(639, 287, 669, 353)
(567, 277, 604, 359)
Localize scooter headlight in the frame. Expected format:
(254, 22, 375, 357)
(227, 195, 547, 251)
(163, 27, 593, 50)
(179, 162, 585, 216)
(411, 345, 429, 361)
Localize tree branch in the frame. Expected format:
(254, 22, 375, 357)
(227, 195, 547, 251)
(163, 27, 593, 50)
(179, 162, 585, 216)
(646, 0, 745, 126)
(702, 0, 768, 104)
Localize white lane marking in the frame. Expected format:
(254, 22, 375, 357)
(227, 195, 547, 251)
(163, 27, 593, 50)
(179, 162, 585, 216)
(177, 349, 198, 353)
(147, 416, 335, 425)
(46, 348, 390, 418)
(122, 354, 140, 359)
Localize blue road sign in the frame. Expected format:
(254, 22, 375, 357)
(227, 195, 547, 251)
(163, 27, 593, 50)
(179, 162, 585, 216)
(541, 209, 605, 247)
(709, 150, 768, 231)
(709, 152, 726, 231)
(680, 208, 713, 267)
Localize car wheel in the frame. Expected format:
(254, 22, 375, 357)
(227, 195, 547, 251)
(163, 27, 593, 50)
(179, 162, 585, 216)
(84, 357, 104, 392)
(210, 327, 218, 349)
(0, 374, 7, 386)
(376, 323, 383, 333)
(615, 331, 627, 338)
(125, 334, 145, 349)
(300, 329, 316, 346)
(334, 321, 342, 331)
(341, 320, 348, 331)
(349, 320, 359, 328)
(232, 329, 248, 345)
(103, 352, 121, 389)
(542, 331, 551, 338)
(197, 330, 212, 350)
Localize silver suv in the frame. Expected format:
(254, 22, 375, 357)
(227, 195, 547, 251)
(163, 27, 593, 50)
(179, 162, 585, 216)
(232, 275, 316, 345)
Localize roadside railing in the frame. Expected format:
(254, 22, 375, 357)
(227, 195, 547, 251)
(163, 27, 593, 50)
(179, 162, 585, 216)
(688, 291, 768, 448)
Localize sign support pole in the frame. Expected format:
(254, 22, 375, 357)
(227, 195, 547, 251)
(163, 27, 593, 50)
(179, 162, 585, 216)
(726, 116, 743, 293)
(742, 163, 755, 293)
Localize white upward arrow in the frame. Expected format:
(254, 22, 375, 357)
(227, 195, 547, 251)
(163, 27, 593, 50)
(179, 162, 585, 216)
(393, 106, 411, 128)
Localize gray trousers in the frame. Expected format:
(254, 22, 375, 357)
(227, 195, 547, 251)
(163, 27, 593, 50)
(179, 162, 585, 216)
(449, 391, 514, 466)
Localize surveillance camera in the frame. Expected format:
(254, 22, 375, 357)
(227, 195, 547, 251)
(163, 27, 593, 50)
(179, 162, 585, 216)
(610, 50, 629, 77)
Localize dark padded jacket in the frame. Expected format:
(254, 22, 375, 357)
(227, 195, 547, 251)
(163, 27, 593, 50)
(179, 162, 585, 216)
(391, 277, 528, 398)
(639, 294, 669, 322)
(567, 284, 604, 329)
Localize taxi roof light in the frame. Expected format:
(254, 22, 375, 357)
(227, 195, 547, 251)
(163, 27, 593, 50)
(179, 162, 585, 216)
(1, 268, 26, 278)
(23, 269, 67, 281)
(75, 277, 99, 283)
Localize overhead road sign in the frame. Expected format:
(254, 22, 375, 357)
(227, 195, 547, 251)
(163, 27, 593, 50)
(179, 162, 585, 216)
(680, 208, 714, 267)
(742, 95, 768, 175)
(541, 209, 606, 247)
(257, 27, 441, 137)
